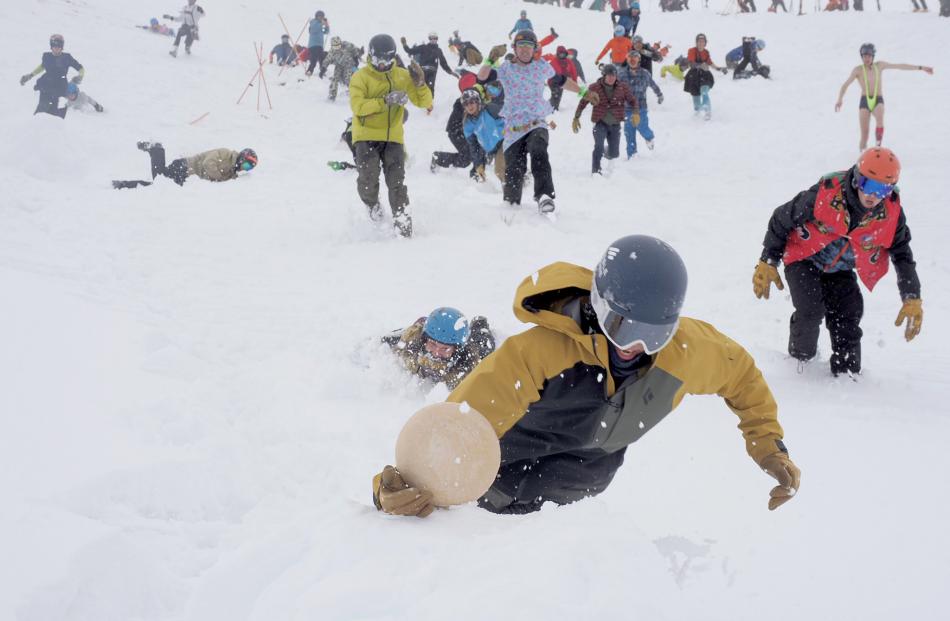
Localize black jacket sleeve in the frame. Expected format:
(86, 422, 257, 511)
(437, 48, 454, 75)
(889, 200, 921, 300)
(761, 181, 821, 263)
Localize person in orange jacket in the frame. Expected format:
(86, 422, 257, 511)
(595, 25, 633, 66)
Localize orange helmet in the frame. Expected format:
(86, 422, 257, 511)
(856, 147, 900, 184)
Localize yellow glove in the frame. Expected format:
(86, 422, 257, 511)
(488, 44, 508, 64)
(894, 298, 923, 341)
(583, 89, 600, 105)
(631, 112, 641, 126)
(408, 61, 425, 87)
(752, 260, 784, 300)
(571, 117, 581, 133)
(373, 465, 435, 518)
(759, 452, 801, 511)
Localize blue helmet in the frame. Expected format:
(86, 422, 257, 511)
(150, 17, 160, 26)
(423, 307, 470, 346)
(755, 39, 766, 51)
(614, 25, 625, 37)
(66, 82, 79, 98)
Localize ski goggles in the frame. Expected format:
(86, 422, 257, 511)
(239, 156, 257, 171)
(50, 39, 64, 49)
(855, 174, 894, 199)
(514, 40, 537, 49)
(370, 54, 395, 69)
(590, 282, 679, 355)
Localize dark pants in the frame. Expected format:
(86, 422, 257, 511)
(734, 51, 766, 78)
(307, 46, 326, 75)
(785, 261, 864, 375)
(174, 24, 196, 50)
(478, 449, 627, 514)
(35, 89, 67, 118)
(503, 128, 554, 205)
(433, 128, 472, 168)
(355, 140, 408, 217)
(422, 66, 438, 97)
(592, 121, 620, 172)
(549, 83, 564, 111)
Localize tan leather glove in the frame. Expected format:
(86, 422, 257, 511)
(373, 465, 435, 518)
(894, 298, 923, 341)
(583, 89, 600, 105)
(571, 117, 581, 133)
(473, 165, 486, 182)
(631, 112, 641, 126)
(408, 61, 426, 87)
(753, 260, 784, 300)
(488, 44, 508, 64)
(759, 452, 801, 511)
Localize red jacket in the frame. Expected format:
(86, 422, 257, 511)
(783, 174, 901, 291)
(544, 47, 578, 82)
(574, 77, 638, 123)
(687, 47, 711, 64)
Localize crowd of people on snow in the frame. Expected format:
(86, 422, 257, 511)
(18, 2, 936, 520)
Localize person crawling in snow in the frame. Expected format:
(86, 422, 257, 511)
(112, 142, 257, 188)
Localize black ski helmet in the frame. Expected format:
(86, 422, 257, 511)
(368, 34, 397, 71)
(590, 235, 688, 354)
(859, 43, 876, 58)
(315, 10, 325, 19)
(512, 29, 538, 50)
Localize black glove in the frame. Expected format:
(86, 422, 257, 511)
(720, 67, 728, 75)
(162, 13, 175, 20)
(94, 103, 104, 112)
(70, 75, 82, 85)
(657, 94, 664, 104)
(19, 73, 32, 86)
(384, 91, 409, 106)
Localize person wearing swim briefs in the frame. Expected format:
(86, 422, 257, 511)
(834, 43, 933, 151)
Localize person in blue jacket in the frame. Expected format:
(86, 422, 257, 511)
(461, 87, 506, 183)
(611, 2, 641, 38)
(306, 10, 330, 77)
(509, 10, 533, 39)
(270, 34, 295, 65)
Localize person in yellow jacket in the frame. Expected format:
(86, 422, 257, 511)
(111, 141, 258, 189)
(350, 34, 433, 238)
(374, 235, 801, 517)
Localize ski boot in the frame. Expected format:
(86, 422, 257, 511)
(430, 154, 438, 173)
(393, 213, 413, 238)
(137, 141, 161, 152)
(537, 194, 556, 214)
(169, 47, 178, 58)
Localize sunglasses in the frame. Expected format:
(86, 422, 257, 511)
(855, 174, 894, 199)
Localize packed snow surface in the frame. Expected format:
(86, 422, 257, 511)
(2, 1, 948, 620)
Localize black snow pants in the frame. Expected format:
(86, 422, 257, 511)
(432, 128, 472, 169)
(113, 146, 188, 189)
(503, 128, 554, 205)
(355, 140, 409, 217)
(422, 66, 438, 97)
(785, 261, 864, 375)
(307, 46, 326, 76)
(592, 121, 620, 173)
(35, 88, 67, 118)
(478, 449, 627, 514)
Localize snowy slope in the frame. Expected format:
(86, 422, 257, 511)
(1, 1, 948, 619)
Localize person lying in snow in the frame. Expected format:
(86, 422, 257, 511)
(112, 142, 257, 188)
(380, 307, 496, 391)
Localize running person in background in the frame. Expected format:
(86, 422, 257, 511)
(611, 1, 641, 37)
(166, 0, 204, 57)
(544, 46, 578, 111)
(19, 34, 84, 119)
(321, 37, 362, 101)
(573, 63, 638, 175)
(617, 50, 663, 158)
(448, 31, 483, 67)
(834, 43, 933, 151)
(480, 30, 598, 214)
(596, 26, 633, 67)
(306, 10, 330, 77)
(401, 33, 458, 98)
(684, 33, 727, 121)
(567, 48, 586, 84)
(509, 10, 533, 38)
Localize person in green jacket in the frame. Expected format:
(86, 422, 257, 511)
(350, 33, 432, 238)
(111, 142, 257, 189)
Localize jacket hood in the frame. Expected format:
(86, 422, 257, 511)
(513, 262, 596, 341)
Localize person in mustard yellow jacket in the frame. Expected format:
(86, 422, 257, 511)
(374, 235, 801, 517)
(350, 33, 433, 238)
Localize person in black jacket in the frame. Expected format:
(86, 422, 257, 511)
(19, 34, 85, 118)
(400, 33, 458, 97)
(753, 147, 922, 377)
(630, 36, 659, 75)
